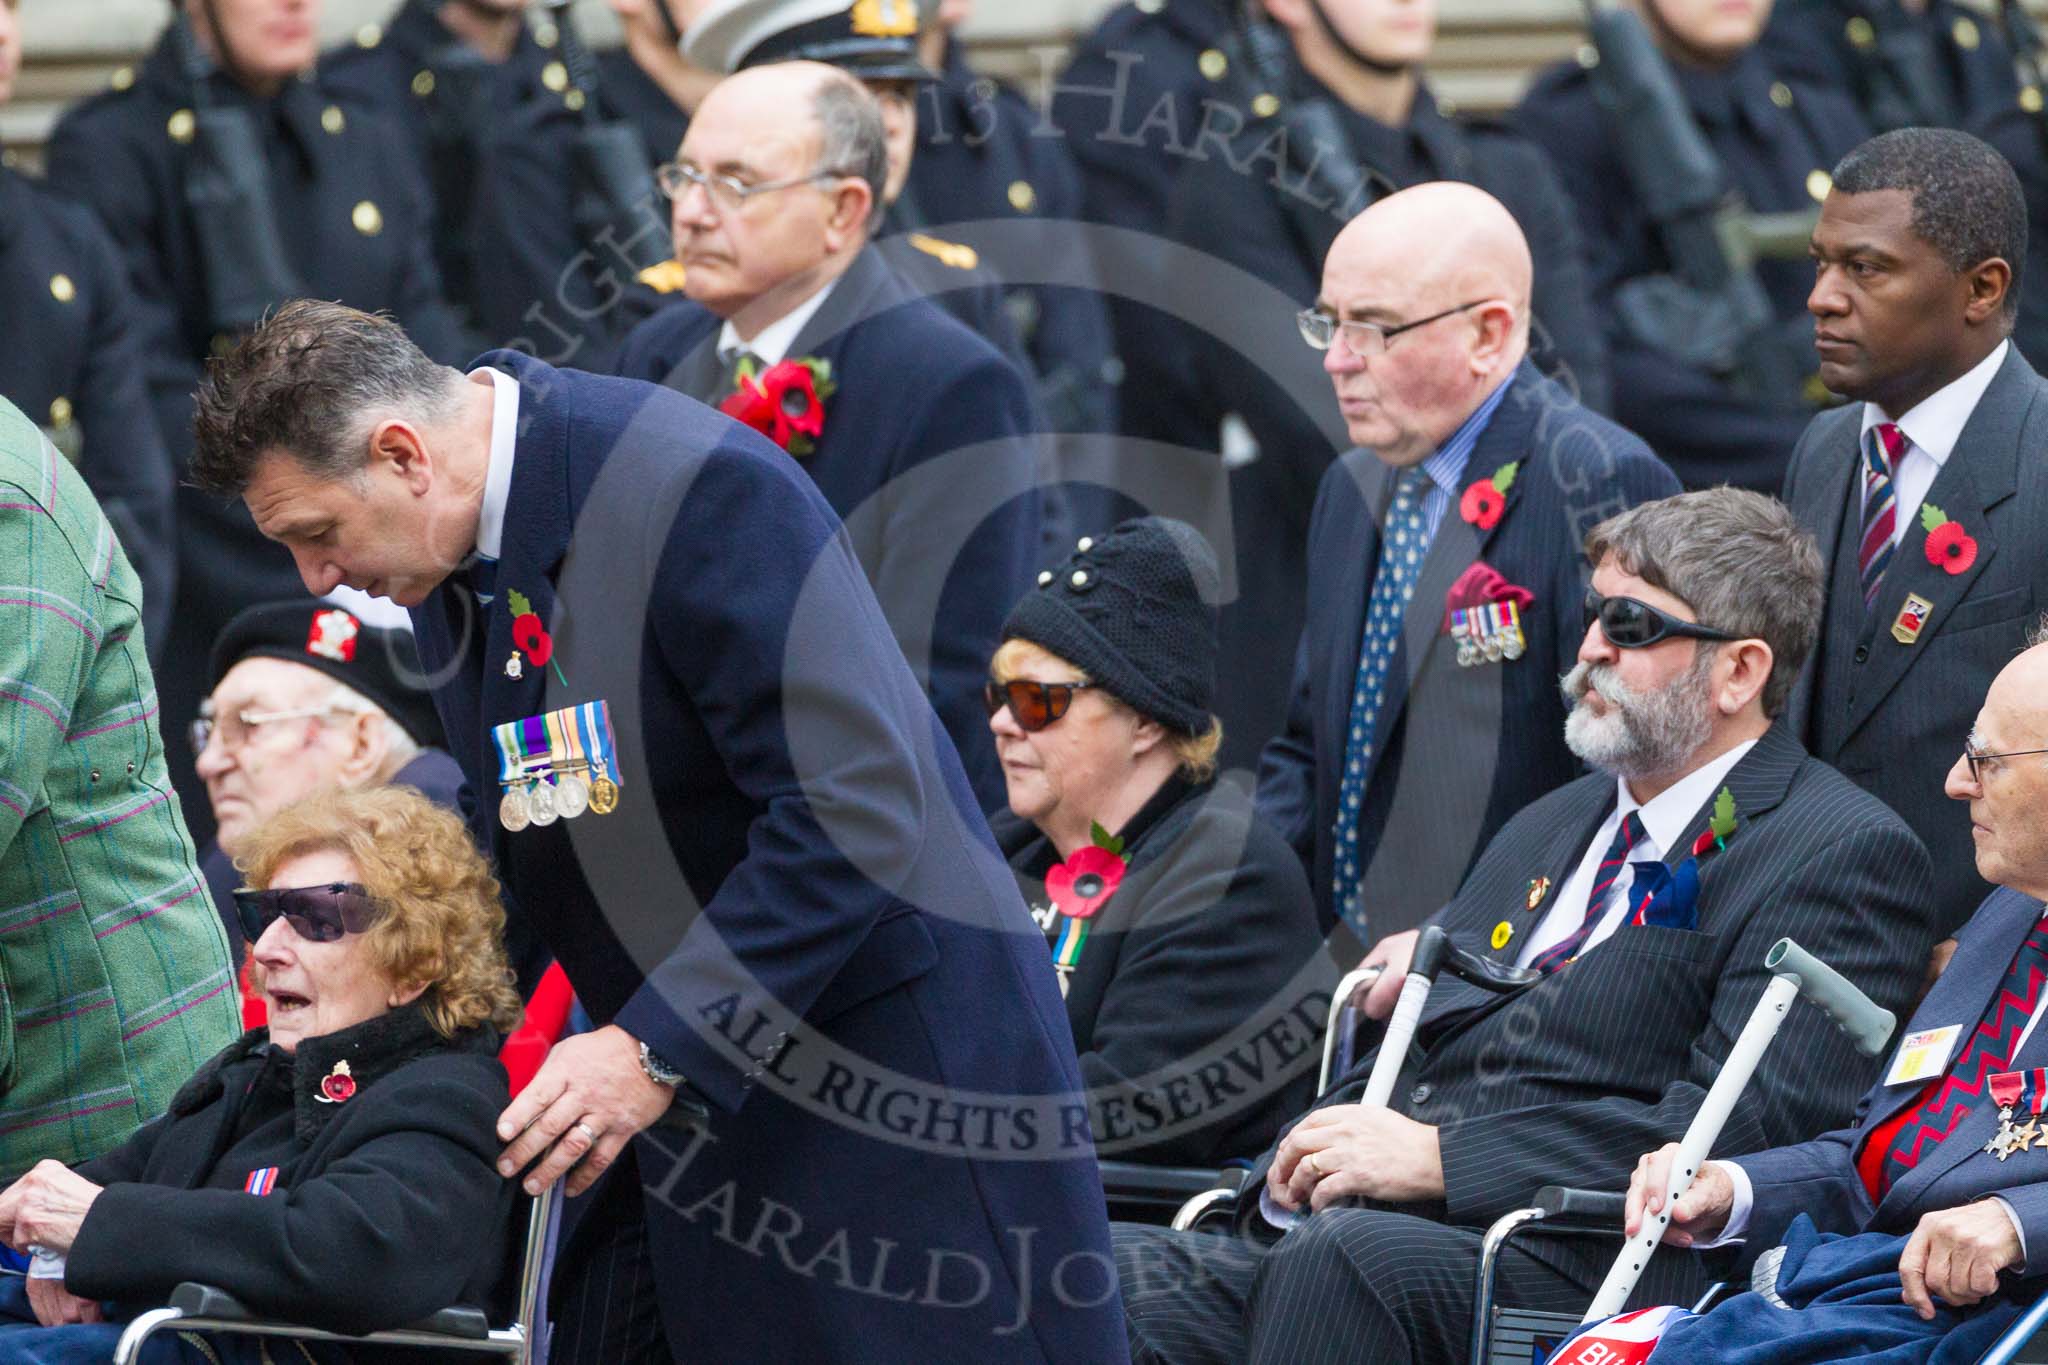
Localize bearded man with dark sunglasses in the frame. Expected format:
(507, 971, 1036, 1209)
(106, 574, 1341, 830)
(1114, 487, 1937, 1365)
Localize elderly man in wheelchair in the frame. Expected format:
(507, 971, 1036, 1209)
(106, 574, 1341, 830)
(1112, 492, 1941, 1364)
(1557, 630, 2048, 1364)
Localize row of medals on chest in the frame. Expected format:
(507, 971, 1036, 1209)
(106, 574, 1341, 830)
(500, 756, 617, 832)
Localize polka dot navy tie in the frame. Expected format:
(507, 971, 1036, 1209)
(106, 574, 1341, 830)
(1330, 466, 1435, 935)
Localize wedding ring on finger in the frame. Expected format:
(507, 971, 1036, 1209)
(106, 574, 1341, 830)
(574, 1121, 600, 1144)
(1304, 1152, 1323, 1178)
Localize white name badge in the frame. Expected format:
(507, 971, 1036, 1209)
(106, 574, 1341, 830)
(1885, 1025, 1963, 1087)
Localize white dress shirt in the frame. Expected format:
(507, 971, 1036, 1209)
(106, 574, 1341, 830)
(1858, 340, 2007, 548)
(716, 275, 840, 369)
(1515, 740, 1758, 969)
(469, 365, 520, 561)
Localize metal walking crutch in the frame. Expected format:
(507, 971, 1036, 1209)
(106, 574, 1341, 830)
(1357, 925, 1543, 1108)
(1581, 937, 1898, 1322)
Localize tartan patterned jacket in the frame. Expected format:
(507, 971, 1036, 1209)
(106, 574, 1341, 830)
(0, 395, 236, 1179)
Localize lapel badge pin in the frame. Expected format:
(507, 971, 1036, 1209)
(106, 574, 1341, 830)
(1491, 920, 1514, 951)
(1892, 593, 1933, 646)
(1526, 876, 1550, 911)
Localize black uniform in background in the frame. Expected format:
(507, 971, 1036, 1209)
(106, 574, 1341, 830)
(906, 40, 1117, 435)
(45, 30, 464, 844)
(1517, 47, 1872, 491)
(323, 0, 636, 364)
(1054, 0, 1231, 460)
(1759, 0, 2048, 399)
(0, 164, 176, 652)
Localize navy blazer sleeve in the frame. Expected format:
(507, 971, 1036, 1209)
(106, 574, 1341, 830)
(884, 345, 1039, 813)
(1254, 462, 1352, 866)
(607, 435, 1007, 1112)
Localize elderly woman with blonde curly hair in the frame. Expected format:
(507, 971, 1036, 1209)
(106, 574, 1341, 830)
(0, 786, 523, 1362)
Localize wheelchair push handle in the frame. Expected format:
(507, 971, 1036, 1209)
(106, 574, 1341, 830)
(1765, 937, 1896, 1057)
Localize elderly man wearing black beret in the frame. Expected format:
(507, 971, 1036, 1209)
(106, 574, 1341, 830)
(191, 598, 460, 965)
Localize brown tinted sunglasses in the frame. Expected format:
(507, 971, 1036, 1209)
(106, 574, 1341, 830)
(984, 678, 1098, 731)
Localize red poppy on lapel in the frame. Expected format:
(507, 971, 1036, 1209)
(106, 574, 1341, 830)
(317, 1059, 356, 1104)
(1046, 845, 1126, 919)
(720, 357, 837, 457)
(1920, 503, 1978, 575)
(1459, 461, 1520, 530)
(505, 590, 553, 668)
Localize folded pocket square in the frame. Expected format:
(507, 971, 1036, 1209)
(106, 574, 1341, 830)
(1627, 858, 1701, 932)
(1442, 561, 1536, 629)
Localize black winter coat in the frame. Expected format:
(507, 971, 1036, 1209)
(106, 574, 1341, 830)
(67, 1004, 515, 1340)
(1000, 774, 1334, 1166)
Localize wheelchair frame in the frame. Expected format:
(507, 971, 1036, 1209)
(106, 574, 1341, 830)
(110, 1181, 556, 1364)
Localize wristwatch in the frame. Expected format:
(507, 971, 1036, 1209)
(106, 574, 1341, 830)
(639, 1039, 686, 1089)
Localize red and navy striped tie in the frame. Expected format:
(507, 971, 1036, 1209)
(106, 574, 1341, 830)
(1867, 915, 2048, 1199)
(1858, 423, 1904, 609)
(1532, 811, 1647, 974)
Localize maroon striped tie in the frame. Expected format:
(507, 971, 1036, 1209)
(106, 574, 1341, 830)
(1532, 812, 1647, 974)
(1859, 423, 1903, 609)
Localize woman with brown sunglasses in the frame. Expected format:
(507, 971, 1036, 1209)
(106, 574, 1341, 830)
(988, 518, 1332, 1174)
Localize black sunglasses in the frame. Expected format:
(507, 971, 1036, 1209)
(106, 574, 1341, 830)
(232, 882, 382, 945)
(1583, 589, 1743, 650)
(984, 678, 1097, 732)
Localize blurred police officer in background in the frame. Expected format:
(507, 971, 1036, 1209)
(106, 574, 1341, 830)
(44, 0, 465, 844)
(0, 0, 176, 652)
(905, 0, 1118, 432)
(1056, 0, 1611, 768)
(324, 0, 674, 364)
(1518, 0, 1871, 492)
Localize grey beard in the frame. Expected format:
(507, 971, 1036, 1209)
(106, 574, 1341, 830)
(1559, 650, 1718, 781)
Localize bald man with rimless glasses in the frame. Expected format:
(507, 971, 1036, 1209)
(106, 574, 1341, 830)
(1254, 182, 1678, 949)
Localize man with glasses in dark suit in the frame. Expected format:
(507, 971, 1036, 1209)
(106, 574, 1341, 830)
(1117, 486, 1938, 1365)
(1255, 182, 1676, 948)
(612, 60, 1039, 812)
(1784, 126, 2048, 938)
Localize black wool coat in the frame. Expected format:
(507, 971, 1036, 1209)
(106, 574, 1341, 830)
(66, 1004, 515, 1340)
(1001, 774, 1334, 1166)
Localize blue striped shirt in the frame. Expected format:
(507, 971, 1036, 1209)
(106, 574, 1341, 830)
(1411, 373, 1514, 539)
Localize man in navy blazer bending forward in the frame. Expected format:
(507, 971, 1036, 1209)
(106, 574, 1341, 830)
(182, 300, 1125, 1364)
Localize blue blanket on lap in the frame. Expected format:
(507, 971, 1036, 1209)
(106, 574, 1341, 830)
(1647, 1215, 2027, 1363)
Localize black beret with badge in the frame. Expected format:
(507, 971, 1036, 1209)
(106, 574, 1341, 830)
(208, 600, 446, 751)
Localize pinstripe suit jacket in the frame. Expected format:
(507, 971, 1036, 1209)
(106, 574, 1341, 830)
(1256, 363, 1679, 935)
(0, 396, 237, 1180)
(1784, 346, 2048, 933)
(1239, 723, 1936, 1292)
(1733, 887, 2048, 1274)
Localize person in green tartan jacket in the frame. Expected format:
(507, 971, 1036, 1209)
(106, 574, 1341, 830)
(0, 393, 237, 1180)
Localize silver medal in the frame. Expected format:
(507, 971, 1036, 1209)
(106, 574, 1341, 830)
(555, 772, 591, 820)
(527, 781, 559, 827)
(499, 789, 532, 832)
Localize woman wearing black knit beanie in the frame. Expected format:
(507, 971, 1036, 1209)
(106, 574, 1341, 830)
(987, 517, 1332, 1181)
